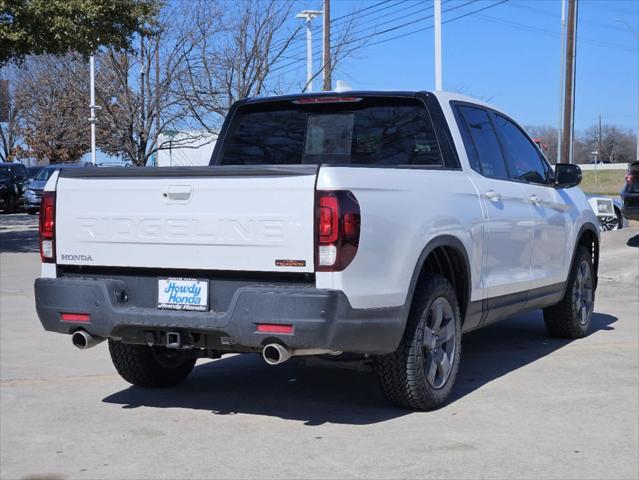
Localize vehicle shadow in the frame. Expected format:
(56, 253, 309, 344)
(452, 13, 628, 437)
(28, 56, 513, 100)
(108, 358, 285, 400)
(0, 213, 39, 253)
(627, 234, 639, 248)
(102, 311, 617, 426)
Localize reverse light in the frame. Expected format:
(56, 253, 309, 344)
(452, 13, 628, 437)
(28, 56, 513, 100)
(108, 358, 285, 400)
(315, 191, 360, 272)
(39, 191, 56, 263)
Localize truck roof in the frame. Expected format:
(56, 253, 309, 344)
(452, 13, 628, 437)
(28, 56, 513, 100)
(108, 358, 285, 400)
(239, 89, 505, 118)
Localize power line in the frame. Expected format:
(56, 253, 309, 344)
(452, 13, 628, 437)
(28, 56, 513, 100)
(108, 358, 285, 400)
(341, 0, 480, 48)
(275, 1, 441, 66)
(277, 0, 470, 68)
(273, 0, 509, 77)
(270, 0, 403, 54)
(476, 13, 638, 53)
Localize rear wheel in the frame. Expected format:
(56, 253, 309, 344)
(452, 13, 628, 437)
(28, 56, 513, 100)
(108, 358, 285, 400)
(27, 208, 38, 215)
(108, 339, 196, 387)
(376, 274, 462, 410)
(3, 195, 16, 214)
(543, 246, 595, 338)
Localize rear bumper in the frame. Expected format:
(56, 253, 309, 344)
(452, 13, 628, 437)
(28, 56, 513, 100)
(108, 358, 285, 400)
(34, 277, 405, 355)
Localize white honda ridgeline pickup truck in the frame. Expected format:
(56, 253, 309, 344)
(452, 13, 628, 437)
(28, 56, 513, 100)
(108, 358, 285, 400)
(35, 91, 599, 410)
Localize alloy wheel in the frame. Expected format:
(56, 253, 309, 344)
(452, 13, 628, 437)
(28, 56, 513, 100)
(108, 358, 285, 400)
(422, 297, 456, 389)
(572, 260, 594, 325)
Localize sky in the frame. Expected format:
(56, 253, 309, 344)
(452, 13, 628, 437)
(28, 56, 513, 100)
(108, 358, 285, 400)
(281, 0, 639, 133)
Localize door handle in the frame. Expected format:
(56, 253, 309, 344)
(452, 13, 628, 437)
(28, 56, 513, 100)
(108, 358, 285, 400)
(530, 194, 541, 206)
(485, 190, 501, 202)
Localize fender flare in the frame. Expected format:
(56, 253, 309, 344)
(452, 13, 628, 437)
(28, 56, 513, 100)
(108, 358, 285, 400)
(399, 235, 472, 330)
(563, 222, 600, 297)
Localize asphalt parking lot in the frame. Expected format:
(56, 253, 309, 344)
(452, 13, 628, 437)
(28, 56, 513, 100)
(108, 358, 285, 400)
(1, 213, 638, 480)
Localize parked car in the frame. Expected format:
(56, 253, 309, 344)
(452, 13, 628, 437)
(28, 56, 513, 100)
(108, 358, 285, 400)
(24, 163, 89, 214)
(0, 162, 29, 213)
(586, 194, 624, 231)
(27, 166, 45, 179)
(34, 91, 600, 410)
(621, 161, 639, 221)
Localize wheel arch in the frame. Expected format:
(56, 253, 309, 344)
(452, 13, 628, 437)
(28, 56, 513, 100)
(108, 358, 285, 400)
(403, 235, 472, 330)
(572, 222, 600, 289)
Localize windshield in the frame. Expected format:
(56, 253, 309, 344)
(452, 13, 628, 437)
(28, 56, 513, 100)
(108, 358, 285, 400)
(0, 166, 11, 177)
(217, 97, 442, 167)
(34, 168, 57, 181)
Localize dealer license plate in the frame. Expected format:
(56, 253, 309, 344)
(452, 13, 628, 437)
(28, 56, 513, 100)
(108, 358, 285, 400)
(157, 278, 209, 312)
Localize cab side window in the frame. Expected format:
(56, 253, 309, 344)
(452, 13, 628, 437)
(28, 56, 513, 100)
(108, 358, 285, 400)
(454, 105, 509, 181)
(492, 114, 550, 185)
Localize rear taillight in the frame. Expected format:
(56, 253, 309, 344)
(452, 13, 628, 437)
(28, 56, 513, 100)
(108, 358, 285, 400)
(39, 191, 56, 263)
(315, 190, 360, 272)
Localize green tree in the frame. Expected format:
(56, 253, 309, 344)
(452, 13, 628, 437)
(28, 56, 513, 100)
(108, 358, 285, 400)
(0, 0, 156, 65)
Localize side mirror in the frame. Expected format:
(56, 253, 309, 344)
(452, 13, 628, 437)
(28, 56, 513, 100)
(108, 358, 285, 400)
(554, 163, 582, 188)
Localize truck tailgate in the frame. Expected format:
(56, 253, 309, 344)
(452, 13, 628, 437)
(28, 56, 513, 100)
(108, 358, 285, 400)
(54, 166, 317, 273)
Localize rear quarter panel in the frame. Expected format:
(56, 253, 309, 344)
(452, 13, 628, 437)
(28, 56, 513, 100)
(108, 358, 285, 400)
(316, 167, 484, 309)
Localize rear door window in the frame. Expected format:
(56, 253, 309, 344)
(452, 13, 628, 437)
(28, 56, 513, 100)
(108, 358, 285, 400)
(455, 105, 508, 180)
(218, 97, 443, 167)
(492, 114, 551, 185)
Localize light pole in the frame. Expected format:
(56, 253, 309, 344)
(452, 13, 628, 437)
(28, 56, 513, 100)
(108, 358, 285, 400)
(434, 0, 442, 91)
(616, 18, 639, 162)
(296, 10, 323, 92)
(89, 55, 97, 165)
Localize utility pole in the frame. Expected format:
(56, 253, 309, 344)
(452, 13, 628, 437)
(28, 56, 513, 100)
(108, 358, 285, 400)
(598, 114, 602, 163)
(434, 0, 442, 91)
(322, 0, 331, 91)
(556, 0, 566, 164)
(89, 55, 97, 165)
(155, 34, 161, 156)
(561, 0, 578, 164)
(296, 10, 323, 92)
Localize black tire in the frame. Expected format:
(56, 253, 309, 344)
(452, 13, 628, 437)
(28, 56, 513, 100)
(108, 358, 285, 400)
(615, 207, 624, 230)
(3, 195, 16, 214)
(108, 339, 196, 387)
(543, 246, 595, 339)
(376, 274, 462, 410)
(27, 208, 38, 215)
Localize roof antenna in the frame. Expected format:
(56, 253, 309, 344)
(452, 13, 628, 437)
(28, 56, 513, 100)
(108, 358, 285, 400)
(334, 80, 352, 93)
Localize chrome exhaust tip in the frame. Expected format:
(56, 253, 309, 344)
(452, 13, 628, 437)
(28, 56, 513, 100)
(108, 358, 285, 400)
(71, 330, 104, 350)
(262, 343, 292, 365)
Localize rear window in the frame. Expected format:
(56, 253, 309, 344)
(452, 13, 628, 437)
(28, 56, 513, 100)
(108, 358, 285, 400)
(217, 97, 443, 167)
(35, 168, 57, 181)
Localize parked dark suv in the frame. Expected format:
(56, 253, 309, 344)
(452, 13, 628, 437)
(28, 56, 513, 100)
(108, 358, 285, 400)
(621, 161, 639, 221)
(0, 162, 29, 214)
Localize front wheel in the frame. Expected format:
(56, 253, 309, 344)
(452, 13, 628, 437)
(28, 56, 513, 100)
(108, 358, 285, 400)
(108, 339, 196, 387)
(543, 246, 595, 338)
(376, 274, 462, 410)
(599, 215, 620, 231)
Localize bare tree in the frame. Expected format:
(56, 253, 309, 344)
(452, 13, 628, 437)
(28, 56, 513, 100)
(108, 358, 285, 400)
(15, 55, 90, 163)
(177, 0, 304, 133)
(94, 3, 206, 166)
(583, 124, 636, 164)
